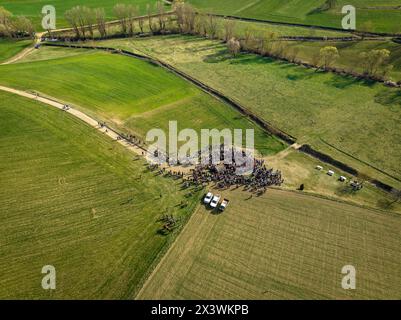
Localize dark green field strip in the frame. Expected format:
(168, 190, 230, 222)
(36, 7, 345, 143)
(0, 90, 201, 299)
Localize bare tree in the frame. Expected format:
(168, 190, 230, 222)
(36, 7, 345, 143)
(65, 7, 81, 38)
(319, 46, 339, 69)
(227, 37, 240, 57)
(183, 3, 196, 33)
(360, 49, 391, 77)
(138, 15, 145, 33)
(83, 7, 95, 38)
(287, 46, 300, 63)
(207, 14, 218, 39)
(75, 6, 88, 38)
(0, 6, 13, 37)
(174, 1, 184, 32)
(223, 19, 236, 42)
(242, 27, 258, 51)
(273, 40, 289, 58)
(195, 13, 207, 37)
(114, 4, 128, 35)
(95, 8, 107, 38)
(156, 1, 166, 32)
(126, 5, 138, 36)
(12, 16, 34, 38)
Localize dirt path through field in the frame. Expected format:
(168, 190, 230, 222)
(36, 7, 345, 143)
(1, 32, 45, 65)
(0, 85, 148, 157)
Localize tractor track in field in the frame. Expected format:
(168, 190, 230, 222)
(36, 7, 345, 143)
(39, 42, 400, 193)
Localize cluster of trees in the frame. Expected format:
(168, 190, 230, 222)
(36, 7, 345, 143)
(0, 6, 34, 38)
(60, 2, 394, 82)
(319, 46, 339, 69)
(317, 46, 392, 79)
(64, 1, 172, 39)
(360, 49, 392, 78)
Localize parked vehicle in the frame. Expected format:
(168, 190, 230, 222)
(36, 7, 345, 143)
(204, 192, 214, 205)
(210, 195, 221, 209)
(219, 199, 229, 211)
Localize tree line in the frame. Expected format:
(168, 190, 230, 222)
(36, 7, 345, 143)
(60, 1, 394, 82)
(63, 1, 172, 39)
(0, 6, 34, 38)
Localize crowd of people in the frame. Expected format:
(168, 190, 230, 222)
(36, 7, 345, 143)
(146, 145, 284, 194)
(189, 158, 284, 194)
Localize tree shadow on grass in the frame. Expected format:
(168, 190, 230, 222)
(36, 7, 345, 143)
(324, 74, 376, 89)
(377, 198, 395, 210)
(203, 48, 233, 63)
(285, 67, 320, 81)
(374, 88, 401, 108)
(335, 185, 357, 197)
(203, 49, 275, 65)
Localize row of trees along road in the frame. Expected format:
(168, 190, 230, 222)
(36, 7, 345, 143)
(64, 1, 169, 39)
(0, 6, 34, 38)
(60, 2, 394, 82)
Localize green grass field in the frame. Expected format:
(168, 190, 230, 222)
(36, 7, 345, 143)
(0, 0, 158, 29)
(264, 147, 401, 213)
(0, 90, 203, 299)
(95, 35, 401, 188)
(189, 0, 401, 33)
(138, 188, 401, 299)
(0, 39, 32, 63)
(199, 15, 350, 38)
(282, 39, 401, 82)
(0, 46, 285, 156)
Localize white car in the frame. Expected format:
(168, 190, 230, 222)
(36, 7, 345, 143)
(210, 195, 221, 209)
(204, 192, 214, 205)
(219, 199, 229, 212)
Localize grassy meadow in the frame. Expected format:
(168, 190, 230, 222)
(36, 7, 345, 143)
(94, 35, 401, 188)
(264, 147, 401, 213)
(0, 39, 32, 63)
(0, 90, 203, 299)
(0, 46, 285, 156)
(282, 39, 401, 82)
(138, 188, 401, 299)
(189, 0, 401, 33)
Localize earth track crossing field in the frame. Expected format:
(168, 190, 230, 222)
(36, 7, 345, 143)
(138, 188, 401, 300)
(0, 39, 32, 64)
(0, 90, 201, 299)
